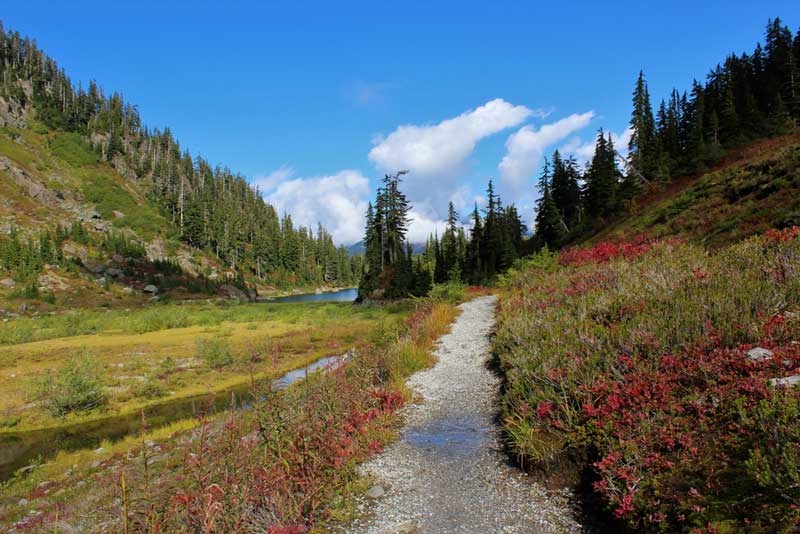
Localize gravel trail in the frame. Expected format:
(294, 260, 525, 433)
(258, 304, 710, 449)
(343, 295, 581, 534)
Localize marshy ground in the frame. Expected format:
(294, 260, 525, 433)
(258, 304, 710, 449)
(0, 300, 408, 433)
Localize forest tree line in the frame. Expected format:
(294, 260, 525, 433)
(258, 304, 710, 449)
(0, 21, 359, 289)
(357, 173, 526, 300)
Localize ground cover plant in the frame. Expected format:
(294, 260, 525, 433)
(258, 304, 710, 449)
(0, 299, 458, 533)
(494, 229, 800, 532)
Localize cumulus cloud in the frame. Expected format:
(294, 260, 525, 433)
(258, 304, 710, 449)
(369, 98, 534, 178)
(367, 98, 546, 240)
(498, 111, 595, 195)
(264, 170, 370, 246)
(406, 210, 450, 243)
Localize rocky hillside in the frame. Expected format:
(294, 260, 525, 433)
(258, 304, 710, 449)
(0, 100, 241, 310)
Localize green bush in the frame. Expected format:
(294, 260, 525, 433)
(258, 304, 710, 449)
(49, 132, 98, 167)
(131, 376, 167, 399)
(157, 356, 177, 377)
(0, 415, 21, 428)
(198, 338, 234, 369)
(428, 282, 465, 303)
(29, 355, 107, 416)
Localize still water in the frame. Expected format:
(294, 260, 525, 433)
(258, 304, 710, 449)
(269, 287, 358, 303)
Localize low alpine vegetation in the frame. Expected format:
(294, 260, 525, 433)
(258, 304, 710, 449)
(27, 354, 107, 416)
(495, 228, 800, 531)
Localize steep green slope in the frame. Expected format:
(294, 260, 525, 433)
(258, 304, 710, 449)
(0, 124, 165, 236)
(593, 132, 800, 248)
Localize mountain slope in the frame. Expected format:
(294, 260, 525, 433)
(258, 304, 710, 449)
(590, 132, 800, 248)
(0, 23, 361, 309)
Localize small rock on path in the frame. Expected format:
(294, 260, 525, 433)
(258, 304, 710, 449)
(343, 295, 580, 533)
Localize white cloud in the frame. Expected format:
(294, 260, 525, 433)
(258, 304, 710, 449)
(369, 98, 534, 178)
(252, 165, 295, 193)
(265, 170, 370, 246)
(406, 210, 449, 243)
(498, 111, 595, 195)
(368, 98, 543, 234)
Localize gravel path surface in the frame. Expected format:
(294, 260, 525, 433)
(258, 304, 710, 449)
(343, 295, 581, 534)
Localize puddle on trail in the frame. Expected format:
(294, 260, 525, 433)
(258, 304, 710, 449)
(403, 414, 492, 456)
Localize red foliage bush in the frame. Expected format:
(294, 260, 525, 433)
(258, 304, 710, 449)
(558, 237, 661, 267)
(583, 333, 800, 528)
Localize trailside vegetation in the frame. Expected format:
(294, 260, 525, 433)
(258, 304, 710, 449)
(494, 230, 800, 531)
(1, 300, 459, 532)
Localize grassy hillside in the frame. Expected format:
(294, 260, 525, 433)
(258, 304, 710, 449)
(0, 123, 167, 234)
(593, 132, 800, 248)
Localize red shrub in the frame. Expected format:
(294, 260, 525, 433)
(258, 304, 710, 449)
(558, 239, 660, 267)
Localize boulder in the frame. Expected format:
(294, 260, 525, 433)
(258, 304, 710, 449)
(0, 96, 27, 129)
(62, 242, 88, 262)
(0, 278, 14, 289)
(747, 347, 773, 362)
(219, 284, 248, 303)
(770, 375, 800, 387)
(143, 284, 158, 294)
(106, 268, 124, 278)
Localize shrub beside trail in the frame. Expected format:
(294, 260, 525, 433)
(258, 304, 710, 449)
(494, 229, 800, 532)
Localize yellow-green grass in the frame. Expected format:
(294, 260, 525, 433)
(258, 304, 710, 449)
(0, 300, 409, 432)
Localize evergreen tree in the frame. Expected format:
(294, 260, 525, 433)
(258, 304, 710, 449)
(550, 150, 582, 230)
(441, 202, 460, 280)
(583, 130, 620, 220)
(465, 203, 483, 283)
(534, 159, 564, 248)
(629, 71, 658, 178)
(357, 172, 414, 299)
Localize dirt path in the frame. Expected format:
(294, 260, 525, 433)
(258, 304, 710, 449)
(344, 295, 580, 533)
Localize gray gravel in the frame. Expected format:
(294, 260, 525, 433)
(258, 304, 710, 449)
(341, 295, 581, 534)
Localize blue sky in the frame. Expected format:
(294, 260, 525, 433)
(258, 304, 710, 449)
(3, 1, 797, 244)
